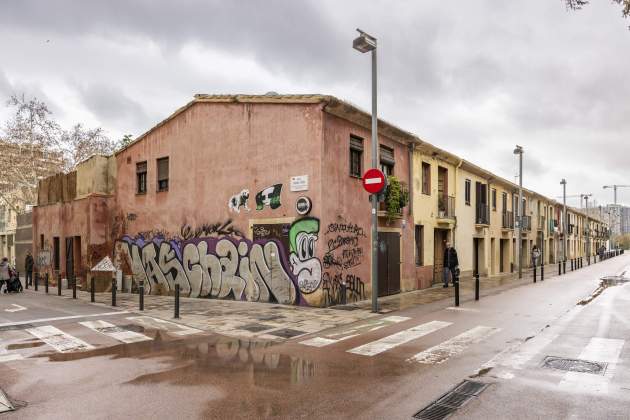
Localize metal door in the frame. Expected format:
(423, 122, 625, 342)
(65, 237, 74, 280)
(377, 232, 401, 297)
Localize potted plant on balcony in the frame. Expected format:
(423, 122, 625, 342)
(384, 176, 409, 223)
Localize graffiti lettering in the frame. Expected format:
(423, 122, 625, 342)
(180, 220, 244, 240)
(321, 219, 366, 305)
(119, 236, 298, 304)
(325, 222, 366, 238)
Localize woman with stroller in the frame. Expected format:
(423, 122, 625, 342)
(0, 257, 10, 293)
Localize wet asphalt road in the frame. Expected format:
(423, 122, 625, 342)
(1, 255, 629, 420)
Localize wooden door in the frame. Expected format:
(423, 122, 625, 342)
(377, 232, 401, 297)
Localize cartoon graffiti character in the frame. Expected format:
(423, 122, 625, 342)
(228, 189, 250, 213)
(255, 184, 282, 210)
(289, 217, 322, 294)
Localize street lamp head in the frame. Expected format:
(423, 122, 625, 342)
(353, 29, 376, 53)
(513, 145, 523, 155)
(560, 179, 566, 185)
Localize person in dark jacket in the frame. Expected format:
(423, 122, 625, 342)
(443, 242, 459, 288)
(25, 251, 34, 286)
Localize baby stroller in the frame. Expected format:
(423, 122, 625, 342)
(4, 267, 23, 293)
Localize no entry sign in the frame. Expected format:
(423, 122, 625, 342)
(362, 168, 386, 194)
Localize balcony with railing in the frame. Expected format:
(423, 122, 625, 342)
(437, 196, 455, 222)
(548, 219, 557, 235)
(520, 215, 532, 231)
(537, 215, 545, 231)
(475, 203, 489, 226)
(502, 211, 514, 230)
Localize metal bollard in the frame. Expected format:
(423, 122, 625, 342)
(558, 261, 561, 275)
(563, 260, 566, 274)
(45, 273, 49, 294)
(112, 278, 117, 307)
(25, 271, 28, 289)
(533, 265, 537, 283)
(35, 272, 39, 291)
(139, 280, 144, 311)
(474, 273, 479, 301)
(341, 283, 347, 305)
(57, 273, 62, 296)
(91, 277, 95, 303)
(541, 264, 544, 281)
(72, 275, 77, 299)
(174, 284, 180, 318)
(587, 256, 590, 266)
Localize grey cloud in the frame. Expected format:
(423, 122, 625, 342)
(76, 83, 149, 133)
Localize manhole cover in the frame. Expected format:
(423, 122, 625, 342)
(542, 356, 607, 375)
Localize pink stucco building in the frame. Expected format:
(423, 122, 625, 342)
(33, 94, 417, 307)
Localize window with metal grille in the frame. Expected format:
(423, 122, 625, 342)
(157, 157, 169, 192)
(492, 189, 497, 211)
(380, 145, 394, 176)
(422, 162, 430, 195)
(415, 225, 424, 266)
(465, 179, 471, 205)
(349, 136, 363, 178)
(136, 161, 147, 194)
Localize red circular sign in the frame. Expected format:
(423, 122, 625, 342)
(362, 168, 386, 194)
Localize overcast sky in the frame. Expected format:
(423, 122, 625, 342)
(1, 0, 629, 207)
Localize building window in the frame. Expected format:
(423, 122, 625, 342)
(502, 192, 507, 213)
(421, 162, 430, 195)
(157, 157, 169, 192)
(40, 234, 44, 250)
(465, 179, 471, 206)
(492, 189, 497, 211)
(415, 225, 424, 266)
(380, 145, 394, 176)
(53, 236, 60, 271)
(136, 161, 147, 194)
(349, 136, 363, 178)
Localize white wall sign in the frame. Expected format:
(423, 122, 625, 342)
(91, 256, 116, 272)
(290, 175, 309, 192)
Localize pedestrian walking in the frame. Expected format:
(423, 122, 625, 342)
(531, 245, 541, 267)
(0, 257, 10, 294)
(25, 250, 34, 286)
(443, 242, 459, 288)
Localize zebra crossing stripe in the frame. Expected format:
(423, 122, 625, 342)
(558, 337, 625, 394)
(347, 321, 452, 356)
(300, 316, 411, 348)
(26, 325, 94, 353)
(0, 353, 23, 362)
(408, 326, 500, 364)
(80, 320, 152, 344)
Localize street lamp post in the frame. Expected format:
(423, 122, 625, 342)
(561, 179, 567, 264)
(353, 29, 379, 313)
(514, 146, 523, 279)
(582, 194, 592, 260)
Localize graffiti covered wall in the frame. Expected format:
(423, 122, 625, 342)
(117, 217, 330, 306)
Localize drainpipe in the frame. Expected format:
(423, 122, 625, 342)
(408, 142, 415, 216)
(453, 159, 464, 247)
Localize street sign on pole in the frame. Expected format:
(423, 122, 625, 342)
(362, 168, 386, 194)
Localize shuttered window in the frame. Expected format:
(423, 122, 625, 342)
(136, 161, 147, 194)
(349, 136, 363, 178)
(157, 157, 169, 192)
(422, 162, 430, 195)
(380, 145, 394, 176)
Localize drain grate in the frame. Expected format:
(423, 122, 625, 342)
(542, 356, 607, 375)
(452, 379, 489, 396)
(413, 403, 457, 420)
(413, 380, 489, 420)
